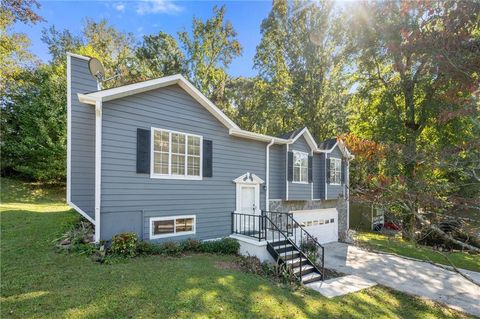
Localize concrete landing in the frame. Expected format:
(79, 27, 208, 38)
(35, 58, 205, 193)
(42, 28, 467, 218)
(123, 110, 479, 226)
(306, 275, 377, 298)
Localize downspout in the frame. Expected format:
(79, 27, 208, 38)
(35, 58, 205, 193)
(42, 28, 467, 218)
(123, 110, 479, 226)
(94, 99, 102, 243)
(346, 159, 350, 230)
(286, 144, 289, 200)
(265, 139, 275, 211)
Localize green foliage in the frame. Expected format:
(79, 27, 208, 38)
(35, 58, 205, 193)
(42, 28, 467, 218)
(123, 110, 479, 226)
(1, 64, 67, 182)
(136, 238, 239, 257)
(179, 5, 242, 110)
(110, 232, 139, 258)
(199, 237, 240, 255)
(1, 179, 473, 318)
(239, 255, 297, 285)
(251, 0, 349, 139)
(135, 32, 187, 80)
(300, 237, 319, 262)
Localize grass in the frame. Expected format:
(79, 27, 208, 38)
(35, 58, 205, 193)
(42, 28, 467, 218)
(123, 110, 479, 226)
(355, 231, 480, 272)
(0, 178, 474, 318)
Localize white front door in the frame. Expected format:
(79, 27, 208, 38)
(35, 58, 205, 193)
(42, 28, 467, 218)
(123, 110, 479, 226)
(240, 186, 256, 214)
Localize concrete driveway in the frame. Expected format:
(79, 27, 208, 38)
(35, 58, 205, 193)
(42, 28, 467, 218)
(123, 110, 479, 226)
(323, 242, 480, 317)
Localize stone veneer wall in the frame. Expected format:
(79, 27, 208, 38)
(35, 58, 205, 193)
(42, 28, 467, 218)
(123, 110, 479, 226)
(269, 199, 349, 240)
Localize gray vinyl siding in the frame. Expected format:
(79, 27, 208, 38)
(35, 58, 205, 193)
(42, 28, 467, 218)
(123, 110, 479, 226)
(288, 135, 312, 200)
(326, 145, 344, 200)
(69, 56, 97, 219)
(269, 144, 285, 200)
(100, 85, 267, 241)
(313, 153, 325, 199)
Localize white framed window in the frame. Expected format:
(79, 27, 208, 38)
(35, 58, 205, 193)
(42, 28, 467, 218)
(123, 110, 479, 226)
(293, 151, 308, 183)
(151, 128, 202, 179)
(329, 158, 341, 185)
(150, 215, 196, 239)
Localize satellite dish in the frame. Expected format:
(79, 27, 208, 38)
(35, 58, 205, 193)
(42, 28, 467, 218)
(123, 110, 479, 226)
(88, 58, 105, 82)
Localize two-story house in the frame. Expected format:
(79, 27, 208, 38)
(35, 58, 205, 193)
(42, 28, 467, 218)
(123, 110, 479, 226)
(67, 53, 353, 283)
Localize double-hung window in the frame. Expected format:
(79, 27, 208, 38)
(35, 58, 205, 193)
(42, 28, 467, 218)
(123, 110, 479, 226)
(329, 158, 341, 185)
(152, 128, 202, 179)
(293, 151, 308, 183)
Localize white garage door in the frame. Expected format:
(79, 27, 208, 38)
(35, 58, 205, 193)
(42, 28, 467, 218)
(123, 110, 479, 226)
(291, 208, 338, 244)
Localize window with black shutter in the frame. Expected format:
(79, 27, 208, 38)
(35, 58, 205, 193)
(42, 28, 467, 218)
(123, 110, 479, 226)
(287, 151, 293, 182)
(136, 128, 151, 174)
(308, 155, 313, 183)
(202, 139, 213, 177)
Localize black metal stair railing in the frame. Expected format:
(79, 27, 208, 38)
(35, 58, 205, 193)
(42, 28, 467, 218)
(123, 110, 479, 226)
(231, 210, 325, 281)
(231, 212, 266, 241)
(262, 211, 325, 280)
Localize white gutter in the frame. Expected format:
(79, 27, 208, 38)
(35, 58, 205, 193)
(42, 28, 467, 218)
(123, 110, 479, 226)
(265, 139, 275, 210)
(94, 100, 102, 243)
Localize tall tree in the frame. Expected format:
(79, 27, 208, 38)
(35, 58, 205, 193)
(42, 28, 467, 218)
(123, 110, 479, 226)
(0, 0, 42, 97)
(1, 63, 67, 181)
(254, 0, 349, 139)
(179, 5, 242, 110)
(346, 0, 480, 237)
(134, 32, 187, 80)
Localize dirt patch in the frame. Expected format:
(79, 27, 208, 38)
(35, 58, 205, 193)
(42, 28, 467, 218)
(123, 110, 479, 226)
(214, 260, 242, 271)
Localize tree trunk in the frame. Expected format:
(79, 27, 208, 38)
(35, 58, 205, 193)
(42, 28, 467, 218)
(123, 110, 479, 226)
(402, 80, 418, 240)
(415, 213, 480, 253)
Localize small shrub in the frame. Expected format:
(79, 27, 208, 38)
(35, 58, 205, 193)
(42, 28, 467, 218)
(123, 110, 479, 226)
(110, 232, 138, 258)
(300, 237, 319, 262)
(180, 238, 202, 252)
(160, 241, 182, 255)
(137, 241, 162, 255)
(239, 255, 297, 285)
(200, 238, 240, 255)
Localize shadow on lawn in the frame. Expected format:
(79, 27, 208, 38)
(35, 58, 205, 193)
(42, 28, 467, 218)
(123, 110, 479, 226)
(1, 209, 469, 319)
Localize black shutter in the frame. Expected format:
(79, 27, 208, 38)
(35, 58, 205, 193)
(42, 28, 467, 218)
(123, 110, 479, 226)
(308, 155, 313, 183)
(287, 151, 293, 182)
(341, 160, 346, 184)
(203, 139, 213, 177)
(136, 128, 151, 174)
(326, 157, 331, 184)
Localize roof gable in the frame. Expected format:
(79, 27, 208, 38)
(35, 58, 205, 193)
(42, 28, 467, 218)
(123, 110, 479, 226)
(77, 74, 239, 130)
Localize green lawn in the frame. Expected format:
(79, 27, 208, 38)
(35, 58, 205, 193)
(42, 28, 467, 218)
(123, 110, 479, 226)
(0, 178, 473, 318)
(355, 232, 480, 272)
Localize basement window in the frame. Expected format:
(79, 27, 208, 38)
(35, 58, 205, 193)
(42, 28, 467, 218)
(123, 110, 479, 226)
(150, 215, 196, 239)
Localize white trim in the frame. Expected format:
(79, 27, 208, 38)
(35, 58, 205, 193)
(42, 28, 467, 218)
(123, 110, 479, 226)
(265, 139, 275, 211)
(67, 202, 96, 224)
(149, 215, 196, 239)
(269, 199, 282, 201)
(232, 172, 264, 184)
(290, 127, 317, 151)
(329, 157, 342, 186)
(78, 74, 239, 130)
(311, 149, 314, 200)
(150, 127, 203, 180)
(325, 153, 328, 200)
(67, 52, 90, 61)
(291, 150, 308, 184)
(229, 128, 289, 144)
(66, 54, 72, 204)
(233, 173, 263, 215)
(94, 100, 102, 243)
